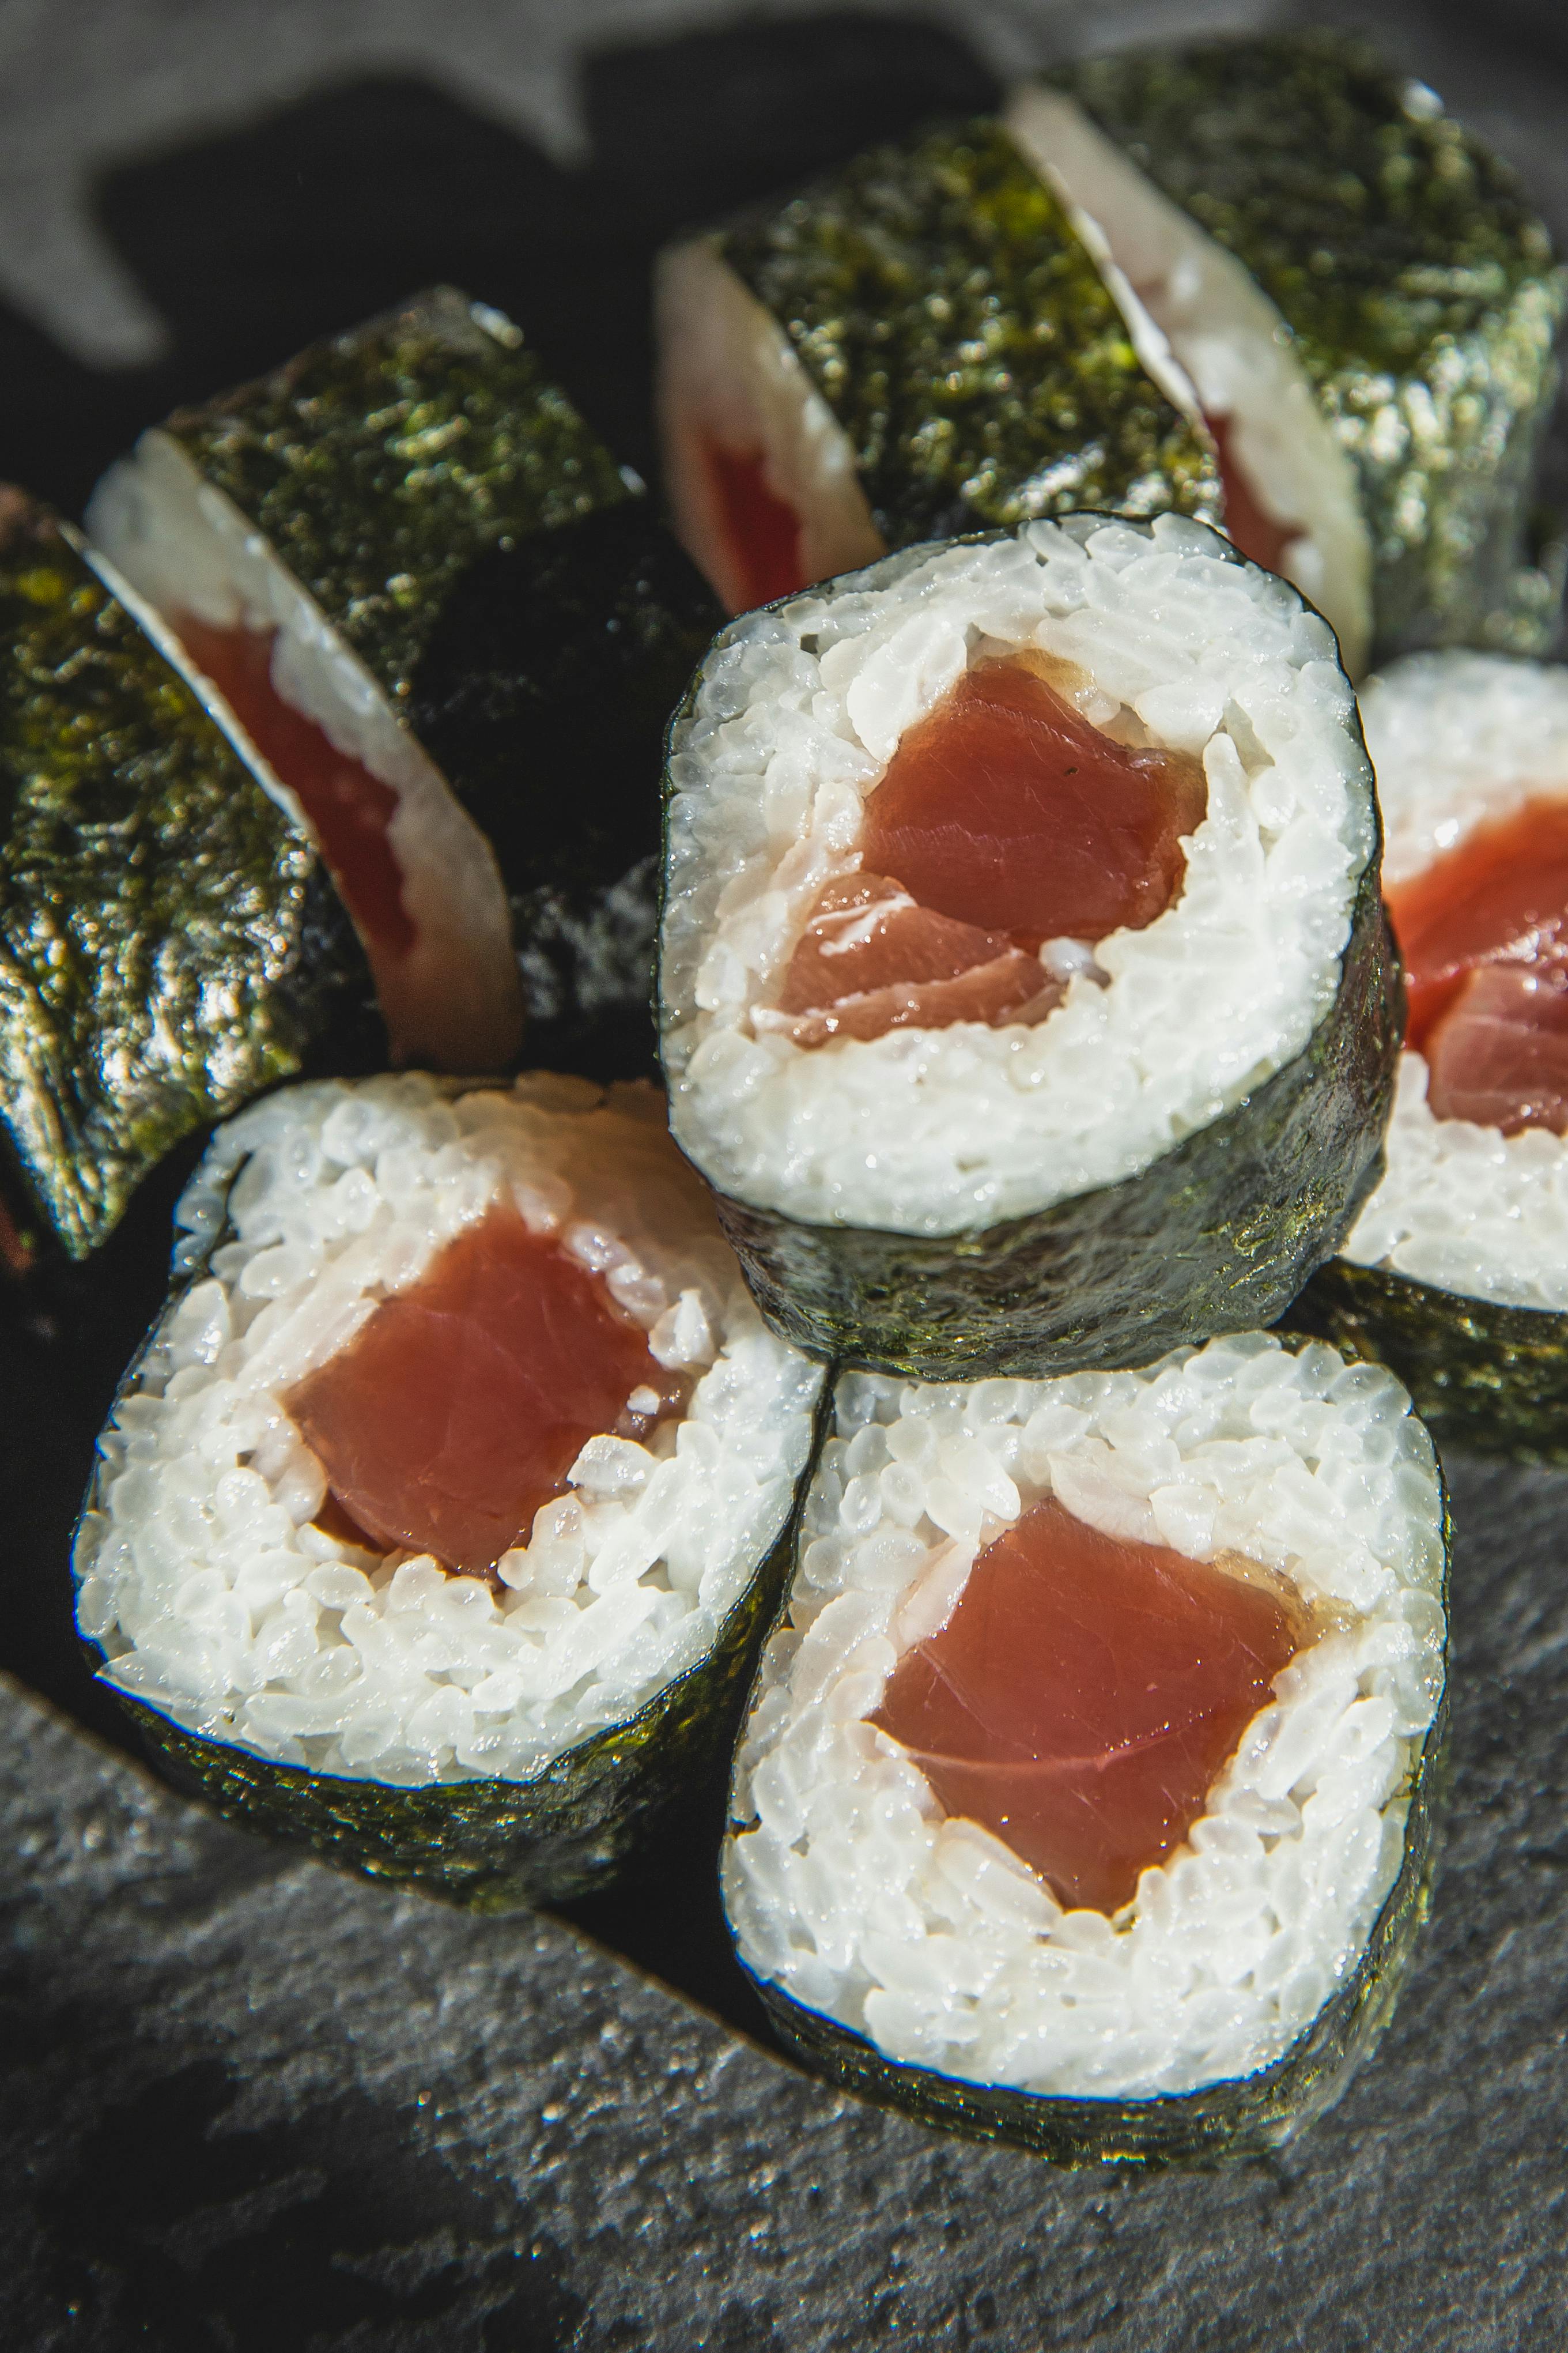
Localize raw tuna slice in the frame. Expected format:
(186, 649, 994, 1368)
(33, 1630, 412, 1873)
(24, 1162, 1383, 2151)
(769, 657, 1206, 1047)
(286, 1202, 673, 1574)
(1424, 961, 1568, 1134)
(179, 617, 412, 956)
(1207, 414, 1297, 581)
(759, 876, 1056, 1046)
(873, 1495, 1301, 1915)
(702, 444, 807, 613)
(1385, 795, 1568, 1051)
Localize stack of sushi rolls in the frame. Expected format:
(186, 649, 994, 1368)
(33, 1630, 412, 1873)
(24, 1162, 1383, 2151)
(1293, 655, 1568, 1463)
(724, 1336, 1448, 2162)
(0, 487, 376, 1272)
(74, 1072, 826, 1903)
(1015, 29, 1566, 669)
(655, 117, 1219, 617)
(659, 513, 1400, 1378)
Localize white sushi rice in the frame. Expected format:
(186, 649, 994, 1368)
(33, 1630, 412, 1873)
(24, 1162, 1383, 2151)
(73, 1073, 825, 1787)
(724, 1333, 1445, 2102)
(1007, 85, 1372, 676)
(1344, 653, 1568, 1309)
(662, 513, 1372, 1238)
(84, 306, 522, 1074)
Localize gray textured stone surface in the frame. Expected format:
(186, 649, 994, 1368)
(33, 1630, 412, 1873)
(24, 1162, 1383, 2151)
(4, 1453, 1567, 2348)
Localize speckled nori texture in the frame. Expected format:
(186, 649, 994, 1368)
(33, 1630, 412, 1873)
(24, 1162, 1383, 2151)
(162, 286, 633, 710)
(746, 1692, 1447, 2166)
(697, 866, 1400, 1382)
(411, 501, 724, 1080)
(0, 491, 369, 1267)
(1285, 1256, 1568, 1466)
(1051, 31, 1568, 662)
(720, 120, 1220, 548)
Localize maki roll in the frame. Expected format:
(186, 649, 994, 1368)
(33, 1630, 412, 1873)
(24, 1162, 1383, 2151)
(659, 514, 1399, 1380)
(73, 1072, 826, 1903)
(0, 488, 372, 1270)
(1011, 31, 1567, 672)
(410, 500, 724, 1079)
(1292, 654, 1568, 1462)
(87, 288, 636, 1073)
(724, 1333, 1448, 2162)
(654, 117, 1218, 615)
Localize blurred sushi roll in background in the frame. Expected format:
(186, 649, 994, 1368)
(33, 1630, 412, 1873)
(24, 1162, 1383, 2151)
(410, 499, 722, 1079)
(654, 116, 1219, 616)
(0, 488, 375, 1273)
(723, 1334, 1448, 2162)
(86, 288, 639, 1075)
(1293, 654, 1568, 1462)
(659, 513, 1399, 1379)
(73, 1072, 826, 1903)
(1013, 30, 1567, 672)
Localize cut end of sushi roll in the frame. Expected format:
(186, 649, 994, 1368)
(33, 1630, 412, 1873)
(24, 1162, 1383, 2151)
(724, 1334, 1448, 2161)
(1035, 32, 1567, 666)
(73, 1072, 826, 1902)
(659, 515, 1398, 1378)
(0, 486, 371, 1264)
(655, 120, 1219, 615)
(86, 289, 634, 1076)
(1292, 653, 1568, 1458)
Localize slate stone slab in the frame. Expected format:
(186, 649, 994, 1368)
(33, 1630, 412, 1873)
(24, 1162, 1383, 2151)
(4, 1448, 1568, 2348)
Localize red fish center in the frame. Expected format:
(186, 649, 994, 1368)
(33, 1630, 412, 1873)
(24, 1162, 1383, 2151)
(175, 615, 414, 957)
(1386, 796, 1568, 1134)
(704, 443, 807, 612)
(1206, 412, 1296, 579)
(770, 658, 1207, 1046)
(872, 1495, 1301, 1915)
(285, 1203, 676, 1575)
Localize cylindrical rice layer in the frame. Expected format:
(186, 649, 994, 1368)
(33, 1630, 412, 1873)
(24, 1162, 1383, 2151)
(654, 118, 1219, 618)
(724, 1334, 1448, 2163)
(1019, 30, 1566, 672)
(0, 487, 373, 1272)
(73, 1072, 827, 1905)
(659, 515, 1399, 1380)
(86, 290, 640, 1076)
(409, 500, 724, 1081)
(1290, 653, 1568, 1463)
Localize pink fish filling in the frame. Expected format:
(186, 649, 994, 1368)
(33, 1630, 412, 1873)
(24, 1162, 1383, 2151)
(285, 1203, 681, 1575)
(769, 658, 1207, 1047)
(873, 1495, 1302, 1916)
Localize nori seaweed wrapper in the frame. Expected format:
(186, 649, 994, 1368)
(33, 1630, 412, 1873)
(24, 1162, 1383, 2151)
(75, 1100, 831, 1906)
(1285, 1257, 1568, 1468)
(720, 119, 1220, 549)
(0, 490, 371, 1269)
(1050, 31, 1568, 660)
(161, 286, 634, 712)
(411, 503, 724, 1081)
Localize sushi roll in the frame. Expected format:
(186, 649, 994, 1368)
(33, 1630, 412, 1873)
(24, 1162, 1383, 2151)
(0, 488, 373, 1271)
(86, 287, 636, 1074)
(654, 117, 1219, 616)
(1010, 31, 1567, 673)
(659, 514, 1400, 1380)
(410, 499, 724, 1079)
(1291, 654, 1568, 1463)
(73, 1072, 826, 1903)
(724, 1334, 1448, 2162)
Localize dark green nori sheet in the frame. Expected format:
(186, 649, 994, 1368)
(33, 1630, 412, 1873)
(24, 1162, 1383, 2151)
(411, 502, 724, 1080)
(0, 490, 370, 1266)
(163, 286, 633, 712)
(1051, 31, 1568, 661)
(729, 1442, 1450, 2165)
(78, 1099, 830, 1906)
(1285, 1256, 1568, 1467)
(690, 866, 1400, 1383)
(720, 119, 1219, 548)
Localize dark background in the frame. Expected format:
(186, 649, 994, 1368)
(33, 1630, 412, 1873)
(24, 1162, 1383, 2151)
(3, 2, 1568, 2344)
